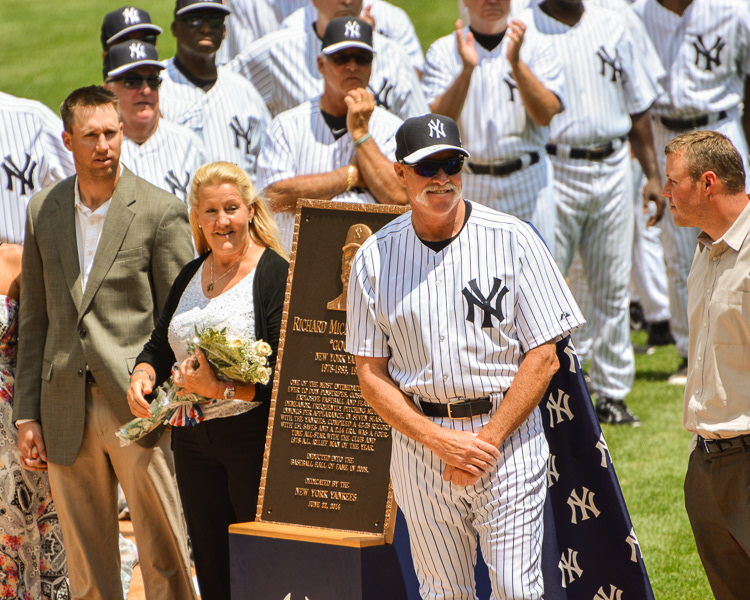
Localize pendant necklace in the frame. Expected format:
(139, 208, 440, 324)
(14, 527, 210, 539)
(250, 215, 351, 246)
(207, 243, 251, 292)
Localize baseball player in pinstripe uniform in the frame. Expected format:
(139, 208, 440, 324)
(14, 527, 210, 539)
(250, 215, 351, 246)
(632, 0, 750, 384)
(225, 0, 430, 120)
(158, 0, 271, 182)
(536, 0, 663, 425)
(256, 17, 407, 252)
(347, 114, 584, 600)
(103, 41, 207, 203)
(0, 92, 74, 244)
(281, 0, 426, 75)
(422, 0, 564, 258)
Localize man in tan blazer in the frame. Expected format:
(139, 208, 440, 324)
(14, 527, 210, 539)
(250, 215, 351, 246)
(14, 85, 197, 600)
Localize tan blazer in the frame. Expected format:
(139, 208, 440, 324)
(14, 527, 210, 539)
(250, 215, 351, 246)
(14, 167, 194, 466)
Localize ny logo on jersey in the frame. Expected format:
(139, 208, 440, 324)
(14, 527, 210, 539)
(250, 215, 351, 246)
(462, 277, 509, 328)
(2, 153, 37, 196)
(597, 47, 623, 82)
(344, 20, 361, 38)
(693, 35, 725, 71)
(503, 73, 518, 102)
(558, 549, 583, 588)
(567, 486, 601, 524)
(230, 116, 254, 155)
(122, 7, 141, 24)
(428, 118, 446, 139)
(547, 454, 559, 488)
(626, 527, 642, 563)
(129, 42, 147, 60)
(369, 80, 394, 110)
(546, 388, 574, 428)
(165, 170, 190, 198)
(594, 585, 623, 600)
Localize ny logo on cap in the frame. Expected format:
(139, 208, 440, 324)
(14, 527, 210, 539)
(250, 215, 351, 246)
(344, 20, 361, 38)
(122, 7, 141, 25)
(130, 41, 147, 59)
(428, 118, 446, 139)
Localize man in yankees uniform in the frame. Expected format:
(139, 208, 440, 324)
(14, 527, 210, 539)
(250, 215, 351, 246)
(536, 0, 663, 426)
(225, 0, 429, 121)
(422, 0, 564, 258)
(0, 92, 74, 244)
(632, 0, 750, 385)
(103, 41, 207, 202)
(347, 114, 583, 599)
(159, 0, 271, 182)
(257, 17, 407, 252)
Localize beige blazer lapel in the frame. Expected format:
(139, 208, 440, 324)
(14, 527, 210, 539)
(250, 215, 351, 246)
(52, 178, 84, 311)
(78, 169, 136, 319)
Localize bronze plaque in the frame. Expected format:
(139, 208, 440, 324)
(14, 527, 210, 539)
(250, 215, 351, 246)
(258, 201, 408, 535)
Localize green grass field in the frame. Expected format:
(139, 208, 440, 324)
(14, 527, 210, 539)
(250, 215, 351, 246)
(0, 0, 712, 596)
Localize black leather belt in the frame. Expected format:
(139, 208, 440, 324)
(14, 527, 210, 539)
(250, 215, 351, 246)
(658, 111, 728, 132)
(85, 370, 97, 385)
(546, 136, 627, 161)
(697, 433, 750, 455)
(468, 152, 540, 177)
(419, 398, 492, 419)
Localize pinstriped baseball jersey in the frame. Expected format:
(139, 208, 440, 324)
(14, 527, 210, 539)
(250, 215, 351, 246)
(119, 118, 208, 202)
(0, 92, 74, 244)
(158, 60, 271, 181)
(632, 0, 750, 119)
(535, 4, 660, 146)
(256, 98, 402, 252)
(280, 0, 426, 73)
(346, 202, 583, 399)
(225, 24, 429, 120)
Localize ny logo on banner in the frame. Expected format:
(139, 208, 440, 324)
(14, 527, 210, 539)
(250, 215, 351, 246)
(596, 433, 610, 468)
(693, 35, 725, 71)
(594, 585, 623, 600)
(567, 486, 601, 524)
(597, 46, 623, 82)
(546, 389, 574, 427)
(165, 170, 189, 198)
(503, 73, 518, 102)
(563, 337, 577, 372)
(122, 7, 141, 24)
(626, 527, 642, 563)
(558, 549, 583, 588)
(462, 277, 509, 328)
(547, 454, 559, 488)
(428, 118, 446, 139)
(130, 42, 147, 59)
(370, 80, 394, 110)
(230, 116, 254, 155)
(3, 153, 37, 196)
(344, 20, 361, 38)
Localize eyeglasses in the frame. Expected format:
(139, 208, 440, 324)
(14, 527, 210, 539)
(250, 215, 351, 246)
(178, 14, 226, 28)
(409, 157, 464, 178)
(328, 51, 374, 66)
(110, 75, 163, 90)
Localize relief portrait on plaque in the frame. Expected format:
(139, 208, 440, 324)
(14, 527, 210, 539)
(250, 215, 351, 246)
(327, 224, 373, 311)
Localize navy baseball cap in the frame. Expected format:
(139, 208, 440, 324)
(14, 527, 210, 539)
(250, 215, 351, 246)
(321, 17, 375, 55)
(175, 0, 231, 16)
(101, 6, 162, 50)
(106, 41, 165, 78)
(395, 114, 470, 164)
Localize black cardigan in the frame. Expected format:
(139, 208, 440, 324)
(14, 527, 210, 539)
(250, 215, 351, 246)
(136, 247, 289, 405)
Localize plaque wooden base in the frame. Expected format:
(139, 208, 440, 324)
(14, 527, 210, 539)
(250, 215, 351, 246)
(229, 522, 409, 600)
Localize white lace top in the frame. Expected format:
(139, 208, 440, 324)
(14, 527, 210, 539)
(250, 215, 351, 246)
(167, 263, 258, 423)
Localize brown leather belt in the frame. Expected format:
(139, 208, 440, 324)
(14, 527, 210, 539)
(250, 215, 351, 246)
(697, 433, 750, 454)
(419, 398, 492, 419)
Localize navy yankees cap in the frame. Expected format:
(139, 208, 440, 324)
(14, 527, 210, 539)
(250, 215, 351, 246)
(106, 41, 165, 78)
(321, 17, 375, 56)
(175, 0, 231, 16)
(101, 6, 162, 50)
(395, 114, 470, 164)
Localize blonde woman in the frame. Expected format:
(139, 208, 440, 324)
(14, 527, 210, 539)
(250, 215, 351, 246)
(127, 162, 289, 600)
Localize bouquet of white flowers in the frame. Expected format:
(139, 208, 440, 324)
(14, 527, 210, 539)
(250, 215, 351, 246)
(117, 326, 273, 446)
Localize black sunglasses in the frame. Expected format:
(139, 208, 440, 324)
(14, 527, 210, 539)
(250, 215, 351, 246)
(410, 157, 464, 178)
(111, 75, 163, 90)
(139, 34, 159, 45)
(178, 14, 226, 28)
(329, 51, 374, 66)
